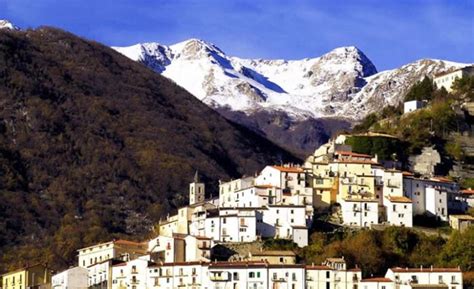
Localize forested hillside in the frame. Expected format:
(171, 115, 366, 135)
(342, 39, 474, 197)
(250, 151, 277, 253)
(0, 27, 298, 271)
(352, 75, 474, 179)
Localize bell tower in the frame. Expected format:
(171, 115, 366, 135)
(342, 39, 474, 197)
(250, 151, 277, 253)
(189, 170, 205, 205)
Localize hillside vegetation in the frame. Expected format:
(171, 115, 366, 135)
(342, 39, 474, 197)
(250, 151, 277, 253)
(353, 75, 474, 177)
(0, 27, 298, 271)
(300, 226, 474, 278)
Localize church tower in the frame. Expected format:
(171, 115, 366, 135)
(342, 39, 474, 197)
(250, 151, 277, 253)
(189, 170, 205, 205)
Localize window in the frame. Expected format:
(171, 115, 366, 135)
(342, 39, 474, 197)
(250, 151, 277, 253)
(438, 276, 443, 283)
(280, 257, 284, 263)
(326, 271, 330, 279)
(249, 272, 255, 278)
(273, 273, 277, 280)
(257, 272, 261, 278)
(233, 272, 239, 280)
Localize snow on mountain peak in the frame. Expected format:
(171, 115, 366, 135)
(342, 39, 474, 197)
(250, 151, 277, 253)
(0, 20, 19, 30)
(113, 39, 468, 120)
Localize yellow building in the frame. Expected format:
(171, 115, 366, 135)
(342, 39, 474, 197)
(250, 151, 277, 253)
(246, 250, 297, 264)
(305, 149, 379, 208)
(1, 264, 52, 289)
(449, 214, 474, 232)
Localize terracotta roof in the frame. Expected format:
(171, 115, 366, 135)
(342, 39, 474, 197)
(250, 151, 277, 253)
(361, 277, 393, 283)
(387, 196, 412, 203)
(271, 165, 304, 173)
(348, 268, 362, 272)
(149, 261, 208, 267)
(429, 177, 454, 184)
(390, 267, 461, 273)
(333, 160, 379, 165)
(402, 171, 415, 176)
(461, 189, 474, 194)
(336, 151, 372, 158)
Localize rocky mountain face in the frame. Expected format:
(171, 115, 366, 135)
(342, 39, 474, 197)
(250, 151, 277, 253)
(114, 40, 468, 155)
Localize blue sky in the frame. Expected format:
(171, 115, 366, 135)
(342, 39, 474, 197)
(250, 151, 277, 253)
(1, 0, 473, 70)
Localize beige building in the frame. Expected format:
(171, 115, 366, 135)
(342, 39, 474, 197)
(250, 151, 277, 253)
(449, 214, 474, 232)
(1, 264, 52, 289)
(78, 239, 147, 268)
(245, 250, 297, 265)
(434, 65, 474, 92)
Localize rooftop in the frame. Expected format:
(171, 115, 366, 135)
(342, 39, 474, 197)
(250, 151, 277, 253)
(336, 151, 372, 158)
(390, 267, 461, 273)
(387, 196, 412, 203)
(361, 277, 393, 283)
(271, 165, 304, 173)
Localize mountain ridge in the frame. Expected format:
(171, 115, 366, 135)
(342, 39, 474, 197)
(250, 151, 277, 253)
(114, 38, 469, 155)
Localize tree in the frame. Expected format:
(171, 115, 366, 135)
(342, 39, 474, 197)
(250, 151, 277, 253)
(405, 76, 435, 102)
(438, 227, 474, 270)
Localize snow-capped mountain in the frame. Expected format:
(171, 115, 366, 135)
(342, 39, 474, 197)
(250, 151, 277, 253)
(114, 39, 468, 154)
(0, 20, 19, 30)
(114, 40, 380, 120)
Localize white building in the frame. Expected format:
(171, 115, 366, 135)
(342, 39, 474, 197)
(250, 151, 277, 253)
(383, 196, 413, 227)
(147, 235, 185, 263)
(87, 259, 126, 289)
(341, 198, 379, 227)
(306, 257, 362, 289)
(383, 169, 404, 197)
(403, 176, 459, 219)
(78, 240, 147, 268)
(403, 100, 425, 114)
(268, 265, 305, 289)
(260, 205, 308, 247)
(425, 187, 448, 221)
(111, 257, 152, 289)
(202, 207, 258, 243)
(256, 165, 313, 209)
(147, 261, 208, 289)
(52, 267, 88, 289)
(208, 261, 268, 289)
(434, 66, 474, 92)
(385, 267, 463, 289)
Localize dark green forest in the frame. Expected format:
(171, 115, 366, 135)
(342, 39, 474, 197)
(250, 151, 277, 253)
(0, 27, 298, 271)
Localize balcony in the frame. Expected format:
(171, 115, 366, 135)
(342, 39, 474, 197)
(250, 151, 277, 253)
(306, 276, 314, 281)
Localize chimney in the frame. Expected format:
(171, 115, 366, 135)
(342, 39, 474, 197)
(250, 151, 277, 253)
(431, 265, 433, 271)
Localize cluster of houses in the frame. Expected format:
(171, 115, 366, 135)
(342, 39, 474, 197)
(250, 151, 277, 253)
(1, 252, 464, 289)
(1, 133, 472, 289)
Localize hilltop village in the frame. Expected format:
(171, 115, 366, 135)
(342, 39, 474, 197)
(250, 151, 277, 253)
(2, 129, 471, 289)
